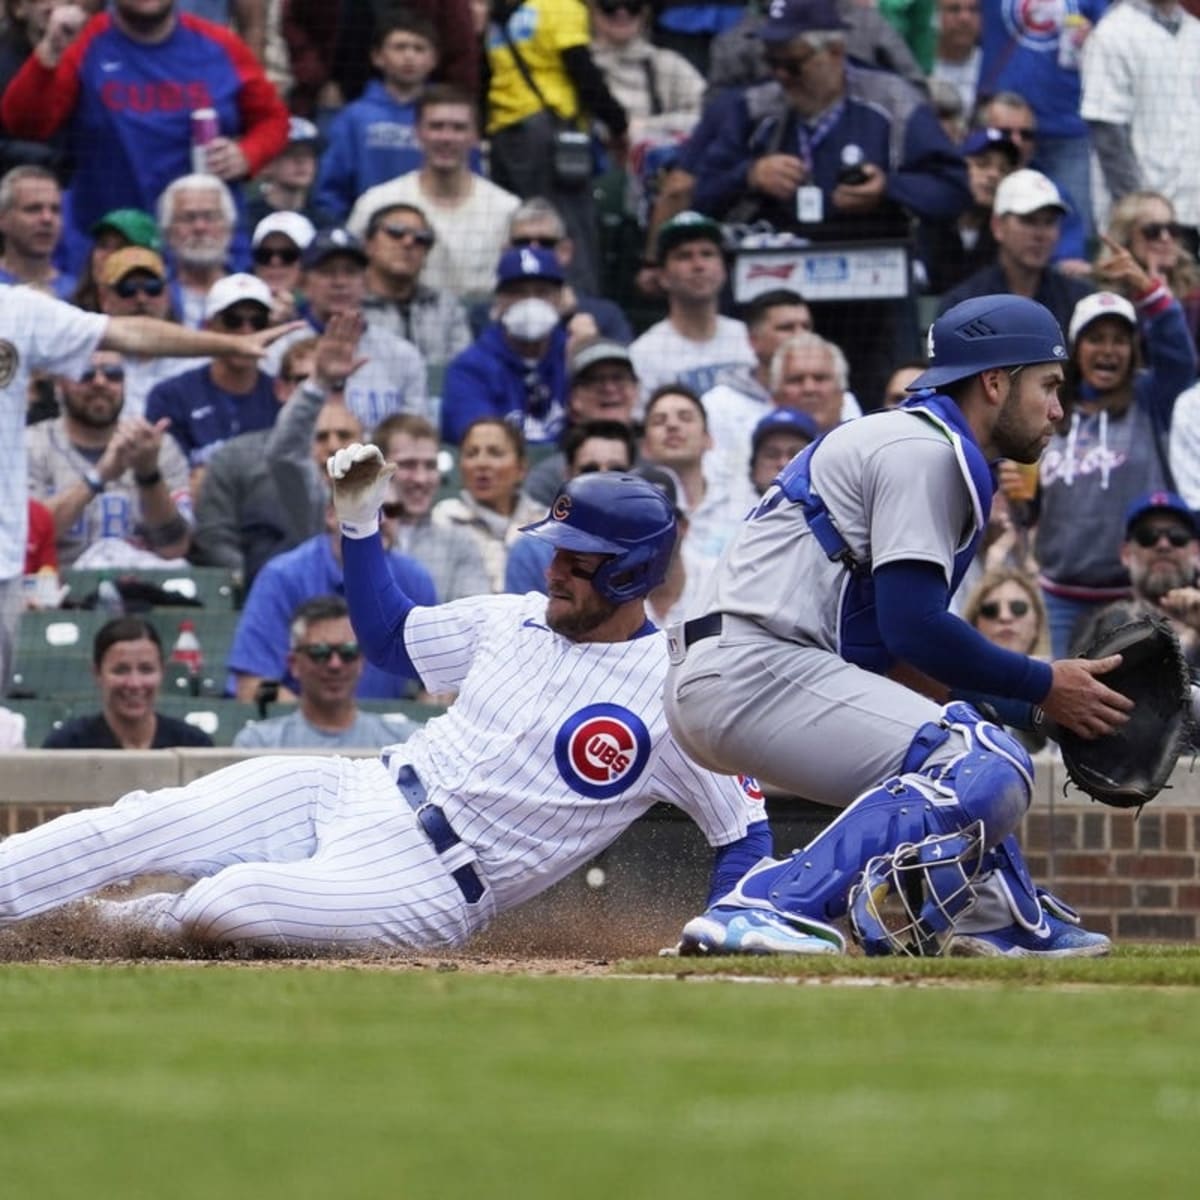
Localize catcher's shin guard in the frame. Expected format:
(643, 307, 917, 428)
(718, 705, 1034, 924)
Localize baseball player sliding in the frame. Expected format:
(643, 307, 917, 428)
(0, 460, 842, 954)
(665, 295, 1132, 958)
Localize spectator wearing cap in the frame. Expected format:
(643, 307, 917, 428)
(937, 168, 1094, 337)
(157, 174, 238, 330)
(0, 164, 74, 299)
(246, 116, 339, 233)
(96, 247, 205, 420)
(72, 207, 162, 312)
(748, 407, 817, 496)
(1071, 493, 1200, 671)
(1016, 275, 1196, 659)
(145, 273, 281, 493)
(361, 201, 471, 370)
(251, 210, 317, 327)
(522, 337, 642, 506)
(504, 418, 639, 595)
(689, 0, 967, 239)
(313, 11, 477, 224)
(264, 227, 429, 433)
(918, 126, 1019, 294)
(975, 92, 1089, 271)
(440, 246, 571, 447)
(629, 211, 756, 404)
(347, 85, 521, 299)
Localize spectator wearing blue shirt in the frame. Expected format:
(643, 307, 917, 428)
(146, 273, 280, 491)
(314, 11, 455, 224)
(227, 500, 437, 703)
(0, 165, 76, 300)
(440, 246, 571, 447)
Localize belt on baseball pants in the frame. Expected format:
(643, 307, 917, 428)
(681, 612, 723, 648)
(394, 765, 485, 904)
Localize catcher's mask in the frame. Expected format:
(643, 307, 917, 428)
(520, 473, 678, 603)
(847, 823, 987, 957)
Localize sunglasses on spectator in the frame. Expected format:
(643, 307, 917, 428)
(113, 275, 165, 299)
(253, 244, 301, 266)
(78, 364, 125, 383)
(596, 0, 646, 13)
(1131, 525, 1193, 548)
(378, 223, 434, 247)
(979, 599, 1031, 620)
(1139, 222, 1186, 242)
(296, 641, 361, 663)
(511, 235, 560, 250)
(991, 126, 1035, 143)
(218, 308, 271, 332)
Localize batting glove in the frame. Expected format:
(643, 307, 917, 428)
(327, 442, 395, 537)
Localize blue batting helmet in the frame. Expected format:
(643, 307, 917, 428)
(907, 295, 1068, 392)
(519, 474, 678, 603)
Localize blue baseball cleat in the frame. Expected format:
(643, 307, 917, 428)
(947, 911, 1111, 958)
(678, 905, 846, 956)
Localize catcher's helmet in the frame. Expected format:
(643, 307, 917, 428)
(907, 295, 1068, 392)
(519, 473, 677, 603)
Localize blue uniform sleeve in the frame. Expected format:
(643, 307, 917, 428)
(875, 560, 1053, 702)
(342, 532, 421, 681)
(708, 820, 773, 905)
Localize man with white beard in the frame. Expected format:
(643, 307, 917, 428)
(157, 174, 237, 328)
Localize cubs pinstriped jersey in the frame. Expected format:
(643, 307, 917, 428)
(382, 591, 765, 912)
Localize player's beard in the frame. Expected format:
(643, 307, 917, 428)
(991, 387, 1047, 464)
(545, 590, 619, 640)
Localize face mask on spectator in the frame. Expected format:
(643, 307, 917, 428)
(501, 298, 560, 342)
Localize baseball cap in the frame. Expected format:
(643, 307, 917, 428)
(751, 407, 819, 456)
(961, 127, 1021, 167)
(569, 338, 635, 383)
(993, 168, 1068, 217)
(204, 272, 272, 320)
(654, 210, 725, 264)
(496, 245, 565, 288)
(286, 116, 323, 149)
(90, 208, 162, 252)
(1068, 291, 1137, 346)
(252, 210, 317, 250)
(757, 0, 848, 43)
(1123, 491, 1199, 539)
(99, 246, 166, 286)
(302, 227, 368, 270)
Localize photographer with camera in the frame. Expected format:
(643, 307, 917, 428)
(484, 0, 630, 296)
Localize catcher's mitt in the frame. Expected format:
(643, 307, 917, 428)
(1053, 613, 1192, 808)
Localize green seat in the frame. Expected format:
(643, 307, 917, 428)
(63, 566, 242, 611)
(356, 699, 448, 724)
(2, 697, 71, 747)
(155, 697, 263, 747)
(15, 609, 105, 657)
(8, 653, 95, 702)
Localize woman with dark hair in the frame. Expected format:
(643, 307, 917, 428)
(432, 417, 544, 592)
(1005, 237, 1197, 658)
(42, 616, 214, 749)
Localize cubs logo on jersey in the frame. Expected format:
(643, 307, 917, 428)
(1001, 0, 1070, 52)
(555, 703, 651, 799)
(737, 775, 766, 802)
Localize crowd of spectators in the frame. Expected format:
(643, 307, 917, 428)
(3, 0, 1200, 750)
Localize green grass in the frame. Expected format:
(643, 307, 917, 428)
(1, 957, 1198, 1200)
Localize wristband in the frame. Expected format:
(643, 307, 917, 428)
(339, 516, 380, 540)
(134, 468, 163, 487)
(83, 469, 105, 496)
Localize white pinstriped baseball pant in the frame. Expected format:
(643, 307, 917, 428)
(0, 756, 495, 950)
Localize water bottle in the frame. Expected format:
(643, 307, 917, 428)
(170, 619, 204, 696)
